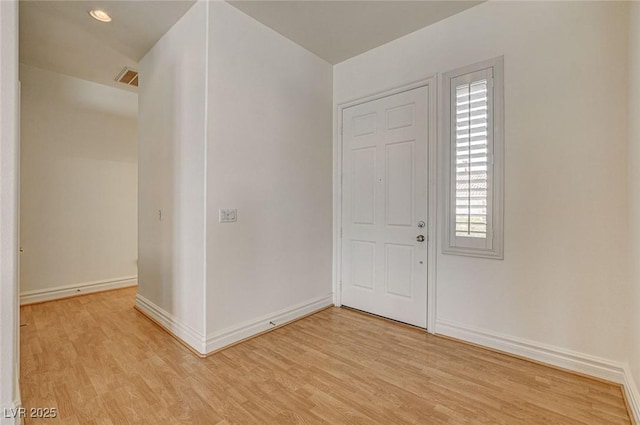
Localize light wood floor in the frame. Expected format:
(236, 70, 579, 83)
(20, 288, 631, 425)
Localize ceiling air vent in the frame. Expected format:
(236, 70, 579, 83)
(115, 67, 138, 87)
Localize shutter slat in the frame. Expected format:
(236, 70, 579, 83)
(456, 170, 487, 176)
(456, 214, 487, 224)
(456, 184, 488, 190)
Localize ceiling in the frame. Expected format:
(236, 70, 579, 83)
(19, 0, 195, 91)
(228, 1, 482, 65)
(19, 0, 482, 91)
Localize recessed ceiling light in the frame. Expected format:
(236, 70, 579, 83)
(89, 9, 112, 23)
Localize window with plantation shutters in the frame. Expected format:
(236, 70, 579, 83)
(441, 57, 504, 259)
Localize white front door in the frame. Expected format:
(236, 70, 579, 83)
(341, 86, 428, 328)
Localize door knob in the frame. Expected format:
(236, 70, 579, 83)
(416, 235, 425, 242)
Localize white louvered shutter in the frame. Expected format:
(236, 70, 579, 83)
(450, 68, 494, 250)
(455, 80, 488, 238)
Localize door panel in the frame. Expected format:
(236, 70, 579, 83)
(386, 141, 414, 227)
(341, 86, 428, 328)
(352, 147, 376, 225)
(386, 103, 414, 130)
(352, 112, 377, 136)
(385, 243, 414, 298)
(351, 241, 375, 290)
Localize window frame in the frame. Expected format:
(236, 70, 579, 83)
(440, 57, 504, 259)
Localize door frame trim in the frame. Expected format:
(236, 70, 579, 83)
(333, 77, 437, 333)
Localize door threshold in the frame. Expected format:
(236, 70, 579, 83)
(340, 305, 427, 331)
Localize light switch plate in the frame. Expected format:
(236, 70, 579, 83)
(219, 209, 237, 223)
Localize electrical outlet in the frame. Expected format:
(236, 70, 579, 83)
(219, 209, 237, 223)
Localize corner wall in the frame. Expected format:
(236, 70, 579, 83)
(204, 2, 334, 350)
(138, 0, 334, 353)
(627, 2, 640, 422)
(19, 64, 138, 304)
(137, 0, 208, 350)
(335, 0, 630, 371)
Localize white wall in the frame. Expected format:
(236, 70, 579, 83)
(335, 1, 630, 363)
(19, 64, 138, 298)
(138, 0, 333, 352)
(137, 0, 208, 343)
(627, 1, 640, 420)
(0, 0, 20, 423)
(205, 2, 333, 342)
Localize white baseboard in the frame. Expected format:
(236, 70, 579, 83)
(623, 365, 640, 424)
(205, 293, 334, 354)
(135, 293, 334, 356)
(20, 276, 137, 305)
(134, 294, 207, 355)
(436, 319, 640, 424)
(436, 319, 627, 384)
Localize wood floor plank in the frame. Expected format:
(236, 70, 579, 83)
(20, 287, 632, 425)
